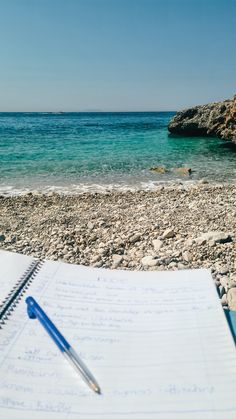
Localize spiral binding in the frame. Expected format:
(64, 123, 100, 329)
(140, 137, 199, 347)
(0, 259, 43, 328)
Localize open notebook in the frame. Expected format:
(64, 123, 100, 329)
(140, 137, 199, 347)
(0, 249, 236, 418)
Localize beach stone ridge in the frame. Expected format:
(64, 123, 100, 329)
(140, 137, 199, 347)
(0, 183, 236, 309)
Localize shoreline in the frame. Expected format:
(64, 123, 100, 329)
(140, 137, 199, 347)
(1, 178, 236, 196)
(0, 183, 236, 309)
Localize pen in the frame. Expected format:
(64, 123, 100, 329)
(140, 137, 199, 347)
(25, 296, 101, 394)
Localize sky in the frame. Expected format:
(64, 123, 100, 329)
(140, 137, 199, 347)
(0, 0, 235, 111)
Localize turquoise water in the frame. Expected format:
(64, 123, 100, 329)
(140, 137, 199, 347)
(0, 112, 236, 194)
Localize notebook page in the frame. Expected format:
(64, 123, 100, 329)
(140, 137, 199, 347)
(0, 261, 236, 419)
(0, 250, 35, 307)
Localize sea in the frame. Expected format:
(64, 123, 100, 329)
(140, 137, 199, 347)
(0, 112, 236, 195)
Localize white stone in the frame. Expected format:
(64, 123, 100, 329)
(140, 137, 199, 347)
(92, 261, 103, 268)
(195, 231, 232, 245)
(220, 276, 230, 291)
(198, 179, 209, 184)
(227, 288, 236, 310)
(221, 294, 228, 306)
(152, 239, 163, 251)
(162, 228, 175, 239)
(185, 238, 194, 247)
(177, 263, 186, 270)
(91, 254, 101, 263)
(229, 275, 236, 289)
(97, 247, 109, 256)
(218, 266, 229, 275)
(87, 221, 94, 230)
(182, 251, 192, 262)
(112, 254, 123, 268)
(141, 256, 159, 267)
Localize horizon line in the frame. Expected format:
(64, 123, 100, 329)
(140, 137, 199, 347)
(0, 110, 177, 113)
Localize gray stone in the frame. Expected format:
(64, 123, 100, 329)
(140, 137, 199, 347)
(218, 285, 226, 298)
(129, 234, 141, 244)
(0, 234, 5, 242)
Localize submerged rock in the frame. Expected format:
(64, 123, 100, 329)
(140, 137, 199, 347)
(173, 167, 192, 176)
(168, 94, 236, 144)
(150, 166, 168, 174)
(150, 166, 192, 176)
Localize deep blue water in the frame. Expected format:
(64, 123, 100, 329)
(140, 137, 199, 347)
(0, 112, 235, 194)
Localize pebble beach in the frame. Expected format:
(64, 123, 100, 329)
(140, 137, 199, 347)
(0, 182, 236, 310)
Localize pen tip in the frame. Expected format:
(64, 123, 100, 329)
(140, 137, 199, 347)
(95, 386, 102, 395)
(91, 383, 101, 395)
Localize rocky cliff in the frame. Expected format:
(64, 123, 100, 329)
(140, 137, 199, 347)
(168, 94, 236, 144)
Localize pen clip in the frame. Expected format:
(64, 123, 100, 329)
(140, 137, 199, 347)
(26, 296, 70, 352)
(27, 303, 37, 319)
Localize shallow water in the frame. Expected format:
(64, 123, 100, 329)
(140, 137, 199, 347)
(0, 112, 236, 194)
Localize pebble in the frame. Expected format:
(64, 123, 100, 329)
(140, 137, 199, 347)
(221, 294, 228, 306)
(218, 285, 225, 298)
(141, 256, 159, 268)
(152, 239, 163, 251)
(195, 231, 232, 245)
(129, 234, 141, 244)
(182, 251, 192, 262)
(0, 184, 236, 309)
(229, 275, 236, 288)
(112, 254, 123, 268)
(162, 228, 175, 239)
(227, 288, 236, 310)
(185, 238, 194, 247)
(177, 263, 186, 270)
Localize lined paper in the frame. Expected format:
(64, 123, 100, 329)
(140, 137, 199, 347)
(0, 257, 236, 418)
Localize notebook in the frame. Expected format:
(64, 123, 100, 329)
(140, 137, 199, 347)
(0, 249, 236, 419)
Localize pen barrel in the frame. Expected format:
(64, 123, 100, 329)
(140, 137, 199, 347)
(26, 297, 70, 352)
(64, 347, 100, 393)
(26, 296, 101, 394)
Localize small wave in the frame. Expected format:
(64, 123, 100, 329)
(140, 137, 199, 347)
(0, 178, 232, 197)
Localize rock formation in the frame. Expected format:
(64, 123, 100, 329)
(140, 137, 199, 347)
(168, 94, 236, 144)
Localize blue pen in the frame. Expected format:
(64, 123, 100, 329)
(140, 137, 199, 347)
(25, 296, 101, 394)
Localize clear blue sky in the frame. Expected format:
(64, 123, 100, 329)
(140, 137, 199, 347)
(0, 0, 235, 111)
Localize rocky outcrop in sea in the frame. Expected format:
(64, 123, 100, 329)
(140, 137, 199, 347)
(168, 94, 236, 143)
